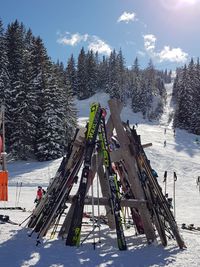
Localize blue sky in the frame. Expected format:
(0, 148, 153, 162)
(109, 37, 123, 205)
(1, 0, 200, 70)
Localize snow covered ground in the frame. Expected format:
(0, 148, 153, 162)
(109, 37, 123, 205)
(0, 84, 200, 267)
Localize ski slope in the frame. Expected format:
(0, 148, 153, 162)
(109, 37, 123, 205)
(160, 83, 175, 128)
(0, 85, 200, 267)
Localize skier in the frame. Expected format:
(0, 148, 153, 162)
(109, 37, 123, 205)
(164, 140, 166, 147)
(34, 186, 44, 204)
(164, 128, 166, 134)
(196, 176, 200, 186)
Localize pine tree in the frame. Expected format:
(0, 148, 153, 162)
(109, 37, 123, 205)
(5, 20, 27, 158)
(85, 50, 98, 97)
(66, 54, 77, 95)
(32, 38, 65, 160)
(0, 20, 10, 110)
(116, 48, 126, 102)
(107, 49, 120, 99)
(130, 57, 142, 112)
(55, 61, 77, 148)
(98, 55, 109, 91)
(64, 75, 77, 146)
(76, 47, 87, 99)
(174, 65, 193, 130)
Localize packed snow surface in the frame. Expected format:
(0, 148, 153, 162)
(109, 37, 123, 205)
(0, 84, 200, 266)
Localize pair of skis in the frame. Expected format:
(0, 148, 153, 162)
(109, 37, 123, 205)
(124, 123, 186, 249)
(65, 103, 102, 246)
(65, 103, 127, 250)
(27, 127, 85, 237)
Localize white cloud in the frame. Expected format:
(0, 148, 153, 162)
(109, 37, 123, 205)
(57, 32, 112, 55)
(143, 34, 188, 63)
(143, 34, 156, 52)
(57, 32, 88, 46)
(158, 46, 188, 63)
(88, 36, 112, 55)
(117, 12, 137, 23)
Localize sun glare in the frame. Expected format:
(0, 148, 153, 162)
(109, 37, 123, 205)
(182, 0, 196, 4)
(160, 0, 198, 10)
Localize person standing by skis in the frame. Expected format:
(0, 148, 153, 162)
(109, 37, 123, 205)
(34, 186, 44, 205)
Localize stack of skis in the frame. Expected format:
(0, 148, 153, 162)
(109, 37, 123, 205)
(27, 102, 186, 250)
(27, 103, 126, 250)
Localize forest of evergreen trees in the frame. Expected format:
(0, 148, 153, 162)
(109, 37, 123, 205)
(173, 59, 200, 135)
(72, 49, 170, 121)
(0, 19, 171, 161)
(0, 19, 77, 161)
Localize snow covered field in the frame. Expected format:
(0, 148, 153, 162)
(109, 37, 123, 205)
(0, 85, 200, 267)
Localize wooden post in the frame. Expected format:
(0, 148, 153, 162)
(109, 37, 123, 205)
(66, 196, 147, 208)
(96, 152, 116, 229)
(108, 99, 156, 243)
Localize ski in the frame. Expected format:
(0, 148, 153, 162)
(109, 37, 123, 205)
(181, 223, 200, 231)
(114, 161, 144, 235)
(98, 113, 127, 250)
(65, 103, 102, 246)
(0, 214, 18, 225)
(124, 123, 186, 249)
(28, 127, 85, 234)
(36, 149, 84, 238)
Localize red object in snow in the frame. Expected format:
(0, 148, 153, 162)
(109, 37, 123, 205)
(37, 188, 43, 200)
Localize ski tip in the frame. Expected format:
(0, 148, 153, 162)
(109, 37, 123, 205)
(180, 244, 187, 250)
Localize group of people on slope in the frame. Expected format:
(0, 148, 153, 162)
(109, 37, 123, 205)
(163, 127, 176, 147)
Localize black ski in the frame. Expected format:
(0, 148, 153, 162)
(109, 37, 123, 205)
(98, 114, 127, 250)
(124, 123, 186, 249)
(28, 128, 85, 234)
(66, 103, 102, 246)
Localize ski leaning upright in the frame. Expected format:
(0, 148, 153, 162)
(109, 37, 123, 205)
(65, 103, 102, 246)
(98, 112, 127, 250)
(27, 127, 85, 235)
(124, 123, 186, 249)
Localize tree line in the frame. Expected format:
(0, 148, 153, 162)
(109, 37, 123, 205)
(0, 19, 171, 161)
(68, 48, 170, 119)
(173, 58, 200, 135)
(0, 19, 77, 161)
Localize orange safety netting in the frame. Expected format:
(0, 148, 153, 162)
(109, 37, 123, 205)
(0, 171, 8, 201)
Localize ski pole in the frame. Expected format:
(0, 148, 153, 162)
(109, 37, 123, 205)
(17, 182, 22, 206)
(96, 152, 101, 244)
(173, 172, 177, 219)
(19, 213, 33, 226)
(15, 182, 18, 208)
(91, 173, 96, 250)
(163, 171, 167, 196)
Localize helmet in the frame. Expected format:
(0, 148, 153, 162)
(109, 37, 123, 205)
(38, 186, 42, 189)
